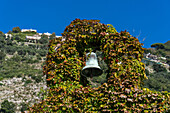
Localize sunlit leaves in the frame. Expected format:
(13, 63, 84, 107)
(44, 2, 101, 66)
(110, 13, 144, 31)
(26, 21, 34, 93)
(28, 19, 170, 113)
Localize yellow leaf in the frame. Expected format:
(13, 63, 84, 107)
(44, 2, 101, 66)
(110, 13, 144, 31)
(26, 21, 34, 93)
(104, 44, 107, 49)
(62, 107, 66, 110)
(114, 73, 117, 78)
(82, 35, 86, 38)
(100, 105, 104, 107)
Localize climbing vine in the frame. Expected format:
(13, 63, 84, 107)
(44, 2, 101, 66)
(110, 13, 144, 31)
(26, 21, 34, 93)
(29, 19, 170, 112)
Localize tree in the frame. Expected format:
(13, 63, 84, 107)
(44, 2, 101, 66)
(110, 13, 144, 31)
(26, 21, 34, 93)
(0, 31, 4, 35)
(0, 31, 5, 38)
(49, 32, 56, 40)
(17, 48, 27, 55)
(153, 63, 167, 72)
(20, 103, 28, 112)
(39, 34, 48, 44)
(0, 51, 6, 60)
(0, 35, 5, 44)
(5, 46, 16, 55)
(156, 49, 166, 57)
(12, 26, 21, 33)
(30, 74, 42, 83)
(11, 55, 21, 62)
(166, 58, 170, 66)
(145, 69, 149, 76)
(143, 71, 170, 92)
(164, 41, 170, 47)
(164, 41, 170, 50)
(0, 31, 4, 34)
(28, 49, 36, 55)
(37, 49, 47, 56)
(0, 99, 16, 113)
(7, 30, 12, 34)
(151, 43, 165, 49)
(6, 38, 13, 46)
(13, 33, 26, 42)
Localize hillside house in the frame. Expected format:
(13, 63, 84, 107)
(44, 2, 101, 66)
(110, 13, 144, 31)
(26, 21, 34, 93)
(21, 29, 37, 33)
(5, 33, 12, 38)
(148, 54, 158, 60)
(56, 36, 61, 38)
(44, 32, 51, 36)
(43, 32, 51, 37)
(26, 35, 41, 40)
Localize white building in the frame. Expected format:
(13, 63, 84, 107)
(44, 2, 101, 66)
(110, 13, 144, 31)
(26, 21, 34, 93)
(26, 35, 41, 40)
(21, 29, 37, 33)
(56, 35, 61, 38)
(160, 57, 166, 60)
(43, 32, 51, 36)
(5, 33, 12, 38)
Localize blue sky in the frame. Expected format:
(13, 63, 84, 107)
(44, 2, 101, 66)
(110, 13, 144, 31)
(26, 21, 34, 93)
(1, 0, 170, 48)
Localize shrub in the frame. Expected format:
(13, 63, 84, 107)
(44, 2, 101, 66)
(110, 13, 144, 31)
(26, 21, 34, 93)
(0, 35, 5, 43)
(145, 69, 149, 76)
(0, 76, 4, 81)
(20, 103, 28, 112)
(0, 51, 5, 60)
(151, 43, 165, 49)
(11, 55, 21, 62)
(12, 26, 21, 33)
(16, 74, 22, 78)
(39, 34, 48, 44)
(167, 58, 170, 66)
(31, 75, 42, 83)
(17, 49, 26, 55)
(0, 99, 16, 113)
(143, 72, 170, 92)
(36, 54, 42, 60)
(35, 75, 42, 83)
(25, 79, 32, 84)
(37, 50, 47, 57)
(153, 63, 167, 72)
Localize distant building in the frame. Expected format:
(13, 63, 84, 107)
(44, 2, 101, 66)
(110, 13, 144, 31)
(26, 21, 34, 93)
(43, 32, 51, 36)
(160, 57, 166, 60)
(21, 29, 37, 33)
(26, 35, 41, 40)
(56, 35, 61, 38)
(5, 33, 12, 38)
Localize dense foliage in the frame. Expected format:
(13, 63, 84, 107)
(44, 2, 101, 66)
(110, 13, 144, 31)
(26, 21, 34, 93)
(12, 27, 21, 33)
(149, 42, 170, 56)
(151, 43, 165, 49)
(20, 102, 29, 113)
(0, 100, 16, 113)
(29, 19, 170, 112)
(143, 71, 170, 92)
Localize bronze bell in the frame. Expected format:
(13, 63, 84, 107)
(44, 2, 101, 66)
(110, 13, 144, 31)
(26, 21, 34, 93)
(81, 52, 103, 78)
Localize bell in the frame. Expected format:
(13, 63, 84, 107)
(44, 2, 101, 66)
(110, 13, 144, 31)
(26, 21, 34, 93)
(81, 52, 103, 78)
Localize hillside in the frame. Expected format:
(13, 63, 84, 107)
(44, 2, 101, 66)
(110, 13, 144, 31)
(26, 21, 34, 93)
(0, 28, 169, 112)
(142, 41, 170, 92)
(0, 29, 58, 112)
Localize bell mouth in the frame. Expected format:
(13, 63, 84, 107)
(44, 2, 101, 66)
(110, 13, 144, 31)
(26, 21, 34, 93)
(81, 67, 103, 77)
